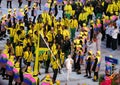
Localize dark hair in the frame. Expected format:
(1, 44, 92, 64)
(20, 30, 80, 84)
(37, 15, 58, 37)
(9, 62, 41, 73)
(17, 30, 22, 35)
(115, 25, 117, 29)
(20, 26, 24, 30)
(26, 35, 29, 38)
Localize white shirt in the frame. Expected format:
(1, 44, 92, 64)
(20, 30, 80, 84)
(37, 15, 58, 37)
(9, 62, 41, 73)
(65, 58, 73, 70)
(96, 33, 102, 43)
(105, 26, 114, 35)
(116, 19, 120, 27)
(111, 28, 119, 39)
(87, 41, 97, 55)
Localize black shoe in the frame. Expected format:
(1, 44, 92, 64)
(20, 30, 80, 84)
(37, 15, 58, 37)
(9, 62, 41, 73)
(92, 79, 98, 82)
(0, 38, 4, 40)
(88, 76, 92, 78)
(59, 71, 61, 74)
(84, 75, 88, 77)
(77, 72, 81, 74)
(77, 70, 81, 74)
(72, 69, 76, 72)
(2, 77, 5, 80)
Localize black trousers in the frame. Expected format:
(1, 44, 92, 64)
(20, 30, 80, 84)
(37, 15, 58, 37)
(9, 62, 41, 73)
(86, 64, 91, 76)
(106, 12, 112, 17)
(88, 15, 92, 21)
(106, 34, 111, 48)
(112, 38, 117, 50)
(16, 57, 22, 68)
(35, 1, 41, 9)
(33, 16, 36, 24)
(54, 10, 58, 17)
(118, 33, 120, 45)
(1, 31, 6, 37)
(0, 0, 2, 4)
(45, 59, 50, 73)
(8, 75, 13, 85)
(53, 69, 58, 82)
(1, 68, 5, 77)
(101, 26, 105, 41)
(7, 1, 12, 8)
(26, 62, 31, 67)
(18, 1, 22, 8)
(28, 1, 31, 7)
(62, 10, 65, 18)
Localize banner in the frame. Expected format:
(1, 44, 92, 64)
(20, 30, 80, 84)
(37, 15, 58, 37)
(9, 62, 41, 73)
(105, 56, 118, 64)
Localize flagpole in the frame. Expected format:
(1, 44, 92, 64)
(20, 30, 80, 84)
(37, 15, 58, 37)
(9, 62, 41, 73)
(33, 30, 39, 76)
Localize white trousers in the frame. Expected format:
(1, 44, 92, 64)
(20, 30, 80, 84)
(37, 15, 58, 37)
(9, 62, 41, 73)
(67, 69, 72, 81)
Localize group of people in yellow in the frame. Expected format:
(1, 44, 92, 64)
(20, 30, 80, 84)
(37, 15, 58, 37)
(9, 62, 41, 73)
(0, 0, 120, 85)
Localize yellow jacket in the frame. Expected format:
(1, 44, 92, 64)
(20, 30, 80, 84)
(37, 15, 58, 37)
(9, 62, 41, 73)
(16, 23, 24, 30)
(76, 2, 82, 7)
(24, 51, 33, 62)
(48, 16, 53, 26)
(42, 12, 50, 24)
(42, 52, 48, 61)
(7, 27, 15, 37)
(87, 6, 94, 15)
(20, 30, 26, 39)
(34, 23, 43, 31)
(62, 29, 70, 39)
(70, 19, 78, 28)
(60, 52, 64, 65)
(43, 51, 50, 61)
(78, 12, 88, 21)
(51, 59, 59, 69)
(62, 18, 69, 27)
(83, 6, 88, 12)
(15, 45, 23, 57)
(113, 2, 118, 12)
(51, 43, 57, 52)
(33, 34, 38, 47)
(57, 26, 63, 34)
(46, 31, 56, 42)
(64, 4, 72, 15)
(28, 30, 33, 38)
(117, 1, 120, 12)
(23, 38, 31, 48)
(39, 54, 44, 61)
(5, 44, 13, 51)
(106, 4, 114, 14)
(14, 34, 22, 44)
(74, 39, 80, 45)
